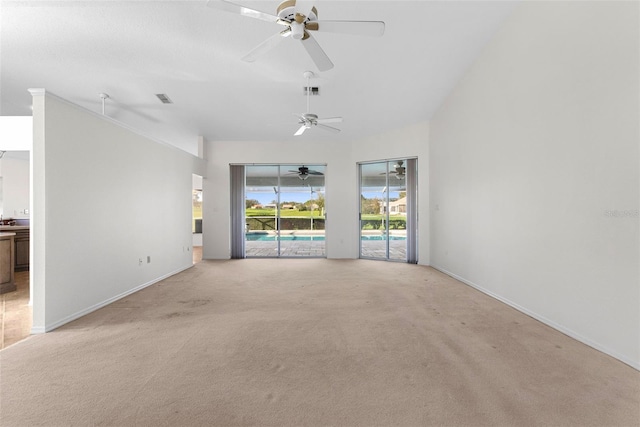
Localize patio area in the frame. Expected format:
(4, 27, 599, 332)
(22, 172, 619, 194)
(245, 231, 407, 259)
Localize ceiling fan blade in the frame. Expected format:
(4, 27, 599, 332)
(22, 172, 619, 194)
(241, 30, 290, 62)
(207, 0, 281, 24)
(308, 171, 324, 175)
(294, 125, 307, 136)
(300, 33, 333, 71)
(294, 0, 316, 19)
(316, 117, 343, 124)
(315, 20, 385, 37)
(317, 124, 341, 133)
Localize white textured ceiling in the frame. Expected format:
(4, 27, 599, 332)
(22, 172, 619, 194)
(0, 0, 517, 155)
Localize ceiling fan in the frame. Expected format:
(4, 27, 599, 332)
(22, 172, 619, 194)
(288, 165, 324, 180)
(380, 160, 406, 179)
(295, 71, 342, 136)
(206, 0, 385, 71)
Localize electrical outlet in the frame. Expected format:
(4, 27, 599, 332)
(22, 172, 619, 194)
(138, 258, 143, 266)
(147, 256, 151, 263)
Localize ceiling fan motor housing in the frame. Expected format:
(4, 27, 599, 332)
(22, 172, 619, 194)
(276, 0, 318, 22)
(298, 166, 310, 179)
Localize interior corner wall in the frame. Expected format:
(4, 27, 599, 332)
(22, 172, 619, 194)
(31, 91, 202, 332)
(429, 1, 639, 368)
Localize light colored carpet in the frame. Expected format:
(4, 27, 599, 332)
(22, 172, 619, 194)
(1, 259, 638, 426)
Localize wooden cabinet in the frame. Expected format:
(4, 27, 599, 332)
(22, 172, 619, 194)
(14, 229, 29, 271)
(0, 226, 29, 272)
(0, 232, 16, 294)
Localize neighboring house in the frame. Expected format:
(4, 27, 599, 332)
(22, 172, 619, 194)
(389, 197, 406, 215)
(378, 197, 407, 215)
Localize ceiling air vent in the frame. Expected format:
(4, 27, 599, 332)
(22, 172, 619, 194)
(155, 93, 173, 104)
(303, 87, 320, 96)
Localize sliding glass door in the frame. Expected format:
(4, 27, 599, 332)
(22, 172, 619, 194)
(245, 165, 279, 256)
(359, 159, 417, 262)
(244, 164, 326, 258)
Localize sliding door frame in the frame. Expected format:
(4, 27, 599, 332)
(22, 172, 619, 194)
(240, 164, 326, 258)
(358, 157, 418, 263)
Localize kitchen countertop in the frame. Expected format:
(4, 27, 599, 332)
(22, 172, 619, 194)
(0, 226, 30, 231)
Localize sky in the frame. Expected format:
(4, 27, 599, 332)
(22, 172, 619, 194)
(247, 188, 321, 205)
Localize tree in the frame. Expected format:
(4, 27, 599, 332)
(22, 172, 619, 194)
(245, 198, 260, 209)
(360, 195, 381, 214)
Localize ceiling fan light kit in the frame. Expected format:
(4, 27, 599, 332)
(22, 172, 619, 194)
(393, 161, 406, 179)
(380, 160, 406, 179)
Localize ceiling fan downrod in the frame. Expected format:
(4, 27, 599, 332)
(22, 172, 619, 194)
(99, 93, 110, 116)
(304, 70, 313, 114)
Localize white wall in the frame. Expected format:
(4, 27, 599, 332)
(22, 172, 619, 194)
(203, 139, 358, 259)
(0, 117, 32, 151)
(0, 117, 32, 220)
(429, 2, 639, 368)
(203, 121, 429, 262)
(0, 152, 30, 219)
(30, 90, 206, 332)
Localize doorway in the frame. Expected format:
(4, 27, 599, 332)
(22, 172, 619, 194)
(192, 174, 203, 264)
(0, 150, 32, 348)
(359, 158, 417, 263)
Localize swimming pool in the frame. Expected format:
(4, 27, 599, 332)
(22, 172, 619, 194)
(246, 234, 406, 241)
(246, 234, 325, 241)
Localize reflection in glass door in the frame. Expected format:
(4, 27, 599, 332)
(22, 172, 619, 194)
(245, 165, 326, 258)
(245, 165, 279, 256)
(359, 159, 416, 262)
(360, 163, 389, 259)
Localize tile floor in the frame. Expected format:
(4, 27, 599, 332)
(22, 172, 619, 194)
(1, 271, 31, 350)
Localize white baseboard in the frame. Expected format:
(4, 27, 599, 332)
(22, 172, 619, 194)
(430, 264, 640, 371)
(31, 264, 193, 334)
